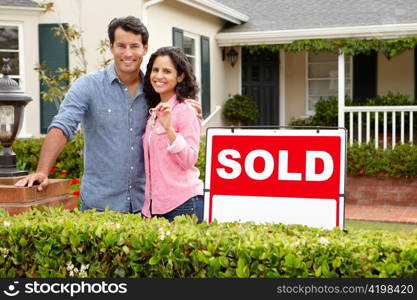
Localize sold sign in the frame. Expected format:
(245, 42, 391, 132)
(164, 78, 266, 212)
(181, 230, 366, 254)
(203, 128, 346, 229)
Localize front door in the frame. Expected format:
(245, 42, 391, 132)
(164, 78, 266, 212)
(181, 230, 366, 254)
(242, 48, 279, 126)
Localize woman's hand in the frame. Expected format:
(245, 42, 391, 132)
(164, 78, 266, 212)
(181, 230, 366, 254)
(154, 103, 177, 144)
(155, 103, 172, 130)
(184, 98, 202, 120)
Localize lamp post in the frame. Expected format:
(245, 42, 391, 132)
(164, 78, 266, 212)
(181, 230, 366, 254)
(0, 57, 32, 177)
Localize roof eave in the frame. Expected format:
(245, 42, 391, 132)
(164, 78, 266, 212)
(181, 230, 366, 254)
(0, 5, 43, 15)
(216, 23, 417, 46)
(176, 0, 249, 24)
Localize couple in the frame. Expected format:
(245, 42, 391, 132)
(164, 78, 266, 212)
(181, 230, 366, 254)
(16, 16, 204, 223)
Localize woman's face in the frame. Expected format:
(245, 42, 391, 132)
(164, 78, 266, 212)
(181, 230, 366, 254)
(150, 55, 184, 101)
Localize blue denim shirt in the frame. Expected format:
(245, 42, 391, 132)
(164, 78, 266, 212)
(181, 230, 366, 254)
(48, 64, 148, 213)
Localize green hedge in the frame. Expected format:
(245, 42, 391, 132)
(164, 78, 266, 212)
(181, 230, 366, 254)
(348, 142, 417, 178)
(9, 134, 417, 180)
(7, 131, 84, 179)
(9, 132, 204, 181)
(0, 208, 415, 278)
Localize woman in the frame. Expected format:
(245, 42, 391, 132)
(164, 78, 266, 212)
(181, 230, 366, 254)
(142, 47, 204, 222)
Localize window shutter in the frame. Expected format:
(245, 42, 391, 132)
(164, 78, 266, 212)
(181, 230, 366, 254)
(38, 24, 69, 134)
(353, 51, 377, 103)
(200, 36, 210, 118)
(172, 27, 184, 49)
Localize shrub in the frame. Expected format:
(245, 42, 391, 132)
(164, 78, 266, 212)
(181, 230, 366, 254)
(289, 93, 416, 127)
(196, 136, 206, 180)
(347, 142, 417, 178)
(0, 207, 415, 278)
(10, 135, 417, 181)
(222, 94, 259, 125)
(288, 97, 339, 127)
(347, 143, 385, 176)
(7, 131, 84, 179)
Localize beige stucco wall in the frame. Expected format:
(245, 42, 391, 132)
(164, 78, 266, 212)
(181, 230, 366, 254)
(38, 0, 142, 73)
(147, 1, 227, 132)
(285, 51, 307, 122)
(221, 47, 241, 126)
(2, 0, 144, 138)
(0, 7, 43, 138)
(377, 50, 414, 98)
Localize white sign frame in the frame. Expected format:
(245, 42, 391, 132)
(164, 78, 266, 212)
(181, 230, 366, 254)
(203, 128, 346, 230)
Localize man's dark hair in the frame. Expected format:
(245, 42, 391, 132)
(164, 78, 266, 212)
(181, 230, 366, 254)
(108, 16, 149, 45)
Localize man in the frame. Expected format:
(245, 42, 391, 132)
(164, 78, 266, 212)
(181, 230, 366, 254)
(16, 16, 201, 213)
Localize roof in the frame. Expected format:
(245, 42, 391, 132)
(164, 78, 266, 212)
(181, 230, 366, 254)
(176, 0, 249, 24)
(219, 0, 417, 32)
(0, 0, 39, 7)
(216, 0, 417, 46)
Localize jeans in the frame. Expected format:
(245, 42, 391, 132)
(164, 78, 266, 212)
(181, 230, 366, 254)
(155, 195, 204, 223)
(81, 195, 141, 214)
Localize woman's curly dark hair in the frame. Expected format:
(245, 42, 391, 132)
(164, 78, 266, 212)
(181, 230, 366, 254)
(144, 47, 199, 108)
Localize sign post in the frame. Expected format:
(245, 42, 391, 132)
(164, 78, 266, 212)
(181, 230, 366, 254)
(203, 128, 346, 230)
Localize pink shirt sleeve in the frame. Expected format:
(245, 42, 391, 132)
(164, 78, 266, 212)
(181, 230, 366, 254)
(166, 104, 201, 169)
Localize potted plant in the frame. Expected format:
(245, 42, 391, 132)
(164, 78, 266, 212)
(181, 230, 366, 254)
(222, 94, 259, 126)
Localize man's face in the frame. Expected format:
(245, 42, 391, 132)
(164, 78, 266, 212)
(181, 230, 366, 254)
(110, 27, 148, 76)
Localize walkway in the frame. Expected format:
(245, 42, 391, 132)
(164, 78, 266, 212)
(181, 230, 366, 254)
(345, 204, 417, 224)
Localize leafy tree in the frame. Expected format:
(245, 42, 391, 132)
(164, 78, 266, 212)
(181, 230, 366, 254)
(36, 2, 111, 110)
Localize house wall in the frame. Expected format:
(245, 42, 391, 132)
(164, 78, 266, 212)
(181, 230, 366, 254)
(0, 8, 42, 138)
(377, 49, 415, 99)
(147, 1, 227, 132)
(285, 52, 307, 123)
(5, 0, 143, 138)
(282, 49, 415, 125)
(38, 0, 142, 73)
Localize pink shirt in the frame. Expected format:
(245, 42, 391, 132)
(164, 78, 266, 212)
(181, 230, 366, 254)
(141, 95, 204, 217)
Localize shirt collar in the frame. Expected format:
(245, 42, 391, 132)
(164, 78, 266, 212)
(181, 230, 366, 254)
(107, 64, 119, 84)
(166, 94, 178, 107)
(107, 64, 144, 85)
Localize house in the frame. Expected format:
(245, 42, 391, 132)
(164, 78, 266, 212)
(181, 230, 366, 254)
(1, 0, 417, 138)
(0, 0, 248, 137)
(218, 0, 417, 127)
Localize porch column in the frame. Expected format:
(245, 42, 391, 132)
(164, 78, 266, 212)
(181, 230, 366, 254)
(338, 52, 345, 127)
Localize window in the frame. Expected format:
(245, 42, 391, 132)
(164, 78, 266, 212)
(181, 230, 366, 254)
(307, 53, 352, 114)
(0, 24, 23, 87)
(173, 27, 210, 118)
(183, 32, 201, 99)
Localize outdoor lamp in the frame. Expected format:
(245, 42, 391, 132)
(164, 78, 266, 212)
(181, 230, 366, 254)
(227, 47, 238, 67)
(0, 57, 32, 177)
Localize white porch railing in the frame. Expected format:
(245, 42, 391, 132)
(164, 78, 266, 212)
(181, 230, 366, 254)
(202, 105, 222, 128)
(344, 106, 417, 149)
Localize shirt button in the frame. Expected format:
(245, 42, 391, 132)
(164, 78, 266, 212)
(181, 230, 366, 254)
(130, 128, 133, 131)
(127, 197, 131, 200)
(129, 185, 132, 189)
(125, 88, 128, 91)
(130, 108, 133, 112)
(131, 146, 134, 150)
(108, 109, 112, 113)
(130, 166, 134, 170)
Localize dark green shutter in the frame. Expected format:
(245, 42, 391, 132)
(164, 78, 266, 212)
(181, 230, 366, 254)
(353, 51, 377, 103)
(38, 23, 69, 133)
(200, 36, 210, 118)
(172, 27, 184, 49)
